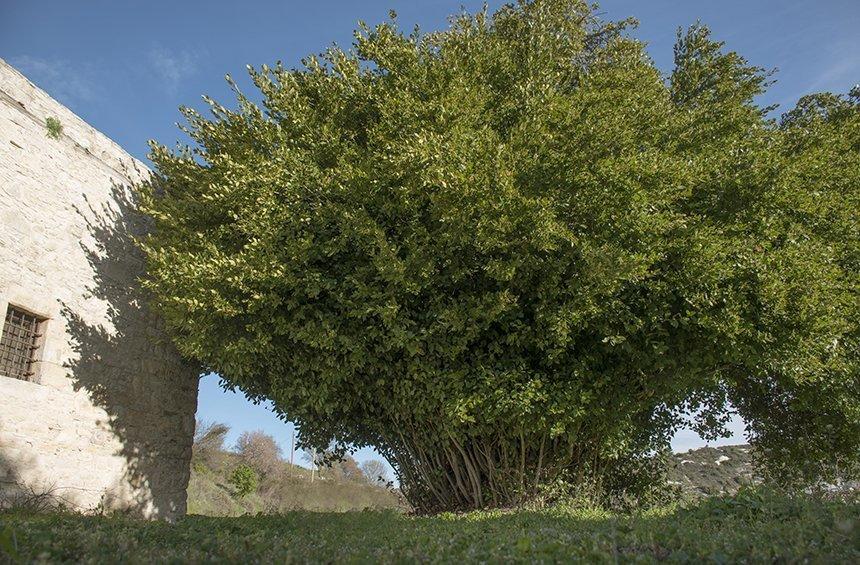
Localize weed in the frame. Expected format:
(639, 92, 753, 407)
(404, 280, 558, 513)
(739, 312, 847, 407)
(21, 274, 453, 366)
(45, 116, 63, 139)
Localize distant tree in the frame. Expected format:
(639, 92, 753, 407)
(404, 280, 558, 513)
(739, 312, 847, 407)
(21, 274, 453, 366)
(192, 420, 230, 468)
(141, 0, 859, 511)
(334, 456, 365, 483)
(229, 464, 258, 498)
(360, 460, 389, 487)
(235, 431, 283, 478)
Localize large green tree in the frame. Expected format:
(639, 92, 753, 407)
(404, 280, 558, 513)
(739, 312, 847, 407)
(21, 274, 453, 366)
(140, 0, 858, 511)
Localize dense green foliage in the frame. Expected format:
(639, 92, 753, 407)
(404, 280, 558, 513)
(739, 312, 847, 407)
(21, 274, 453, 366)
(140, 0, 859, 511)
(228, 465, 259, 498)
(2, 490, 857, 562)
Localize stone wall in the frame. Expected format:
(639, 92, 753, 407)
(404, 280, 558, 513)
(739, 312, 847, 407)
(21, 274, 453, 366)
(0, 59, 199, 519)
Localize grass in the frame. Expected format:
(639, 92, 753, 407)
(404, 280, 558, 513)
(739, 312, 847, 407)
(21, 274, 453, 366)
(1, 489, 857, 563)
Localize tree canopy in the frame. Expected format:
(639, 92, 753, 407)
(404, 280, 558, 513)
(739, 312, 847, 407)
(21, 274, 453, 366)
(140, 0, 859, 510)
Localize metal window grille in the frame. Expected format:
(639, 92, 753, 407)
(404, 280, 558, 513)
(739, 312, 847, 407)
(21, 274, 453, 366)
(0, 306, 44, 381)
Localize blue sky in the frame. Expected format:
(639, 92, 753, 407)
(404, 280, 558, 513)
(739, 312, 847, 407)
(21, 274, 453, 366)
(3, 1, 858, 470)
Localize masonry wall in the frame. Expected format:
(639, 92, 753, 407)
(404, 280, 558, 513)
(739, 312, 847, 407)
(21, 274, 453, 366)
(0, 59, 199, 519)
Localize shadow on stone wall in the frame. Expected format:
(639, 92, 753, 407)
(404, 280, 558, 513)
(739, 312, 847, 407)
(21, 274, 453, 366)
(60, 182, 199, 519)
(0, 448, 40, 509)
(0, 448, 88, 512)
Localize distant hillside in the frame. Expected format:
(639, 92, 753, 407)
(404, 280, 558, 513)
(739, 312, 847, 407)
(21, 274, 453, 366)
(189, 443, 761, 515)
(667, 444, 756, 497)
(187, 422, 401, 516)
(188, 452, 401, 516)
(188, 439, 849, 515)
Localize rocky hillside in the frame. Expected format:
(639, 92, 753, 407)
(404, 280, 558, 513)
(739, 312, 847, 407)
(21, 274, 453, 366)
(667, 445, 757, 497)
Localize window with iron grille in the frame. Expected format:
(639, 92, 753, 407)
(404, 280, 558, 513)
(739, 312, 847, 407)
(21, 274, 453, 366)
(0, 305, 46, 381)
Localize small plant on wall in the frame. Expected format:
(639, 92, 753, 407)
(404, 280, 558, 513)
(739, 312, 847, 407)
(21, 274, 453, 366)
(45, 116, 63, 139)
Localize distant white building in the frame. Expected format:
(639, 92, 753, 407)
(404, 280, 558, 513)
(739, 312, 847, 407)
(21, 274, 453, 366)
(0, 59, 198, 519)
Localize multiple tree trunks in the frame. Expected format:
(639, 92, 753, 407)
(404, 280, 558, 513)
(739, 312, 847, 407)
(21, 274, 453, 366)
(381, 429, 602, 512)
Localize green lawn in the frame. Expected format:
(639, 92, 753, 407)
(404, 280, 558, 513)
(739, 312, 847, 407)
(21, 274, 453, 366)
(1, 490, 857, 563)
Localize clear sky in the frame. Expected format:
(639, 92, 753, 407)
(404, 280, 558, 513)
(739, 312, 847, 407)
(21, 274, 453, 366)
(3, 1, 857, 471)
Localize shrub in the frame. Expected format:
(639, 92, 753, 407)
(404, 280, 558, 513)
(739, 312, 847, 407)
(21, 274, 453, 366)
(140, 0, 859, 512)
(0, 482, 70, 514)
(229, 465, 258, 498)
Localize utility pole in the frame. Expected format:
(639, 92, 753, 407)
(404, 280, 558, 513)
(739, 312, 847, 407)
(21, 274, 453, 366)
(289, 430, 295, 477)
(310, 448, 316, 483)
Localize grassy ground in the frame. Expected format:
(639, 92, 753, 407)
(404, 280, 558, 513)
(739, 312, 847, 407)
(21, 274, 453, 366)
(1, 489, 857, 563)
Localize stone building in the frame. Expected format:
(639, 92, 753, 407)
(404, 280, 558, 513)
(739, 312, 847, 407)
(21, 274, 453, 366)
(0, 59, 199, 519)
